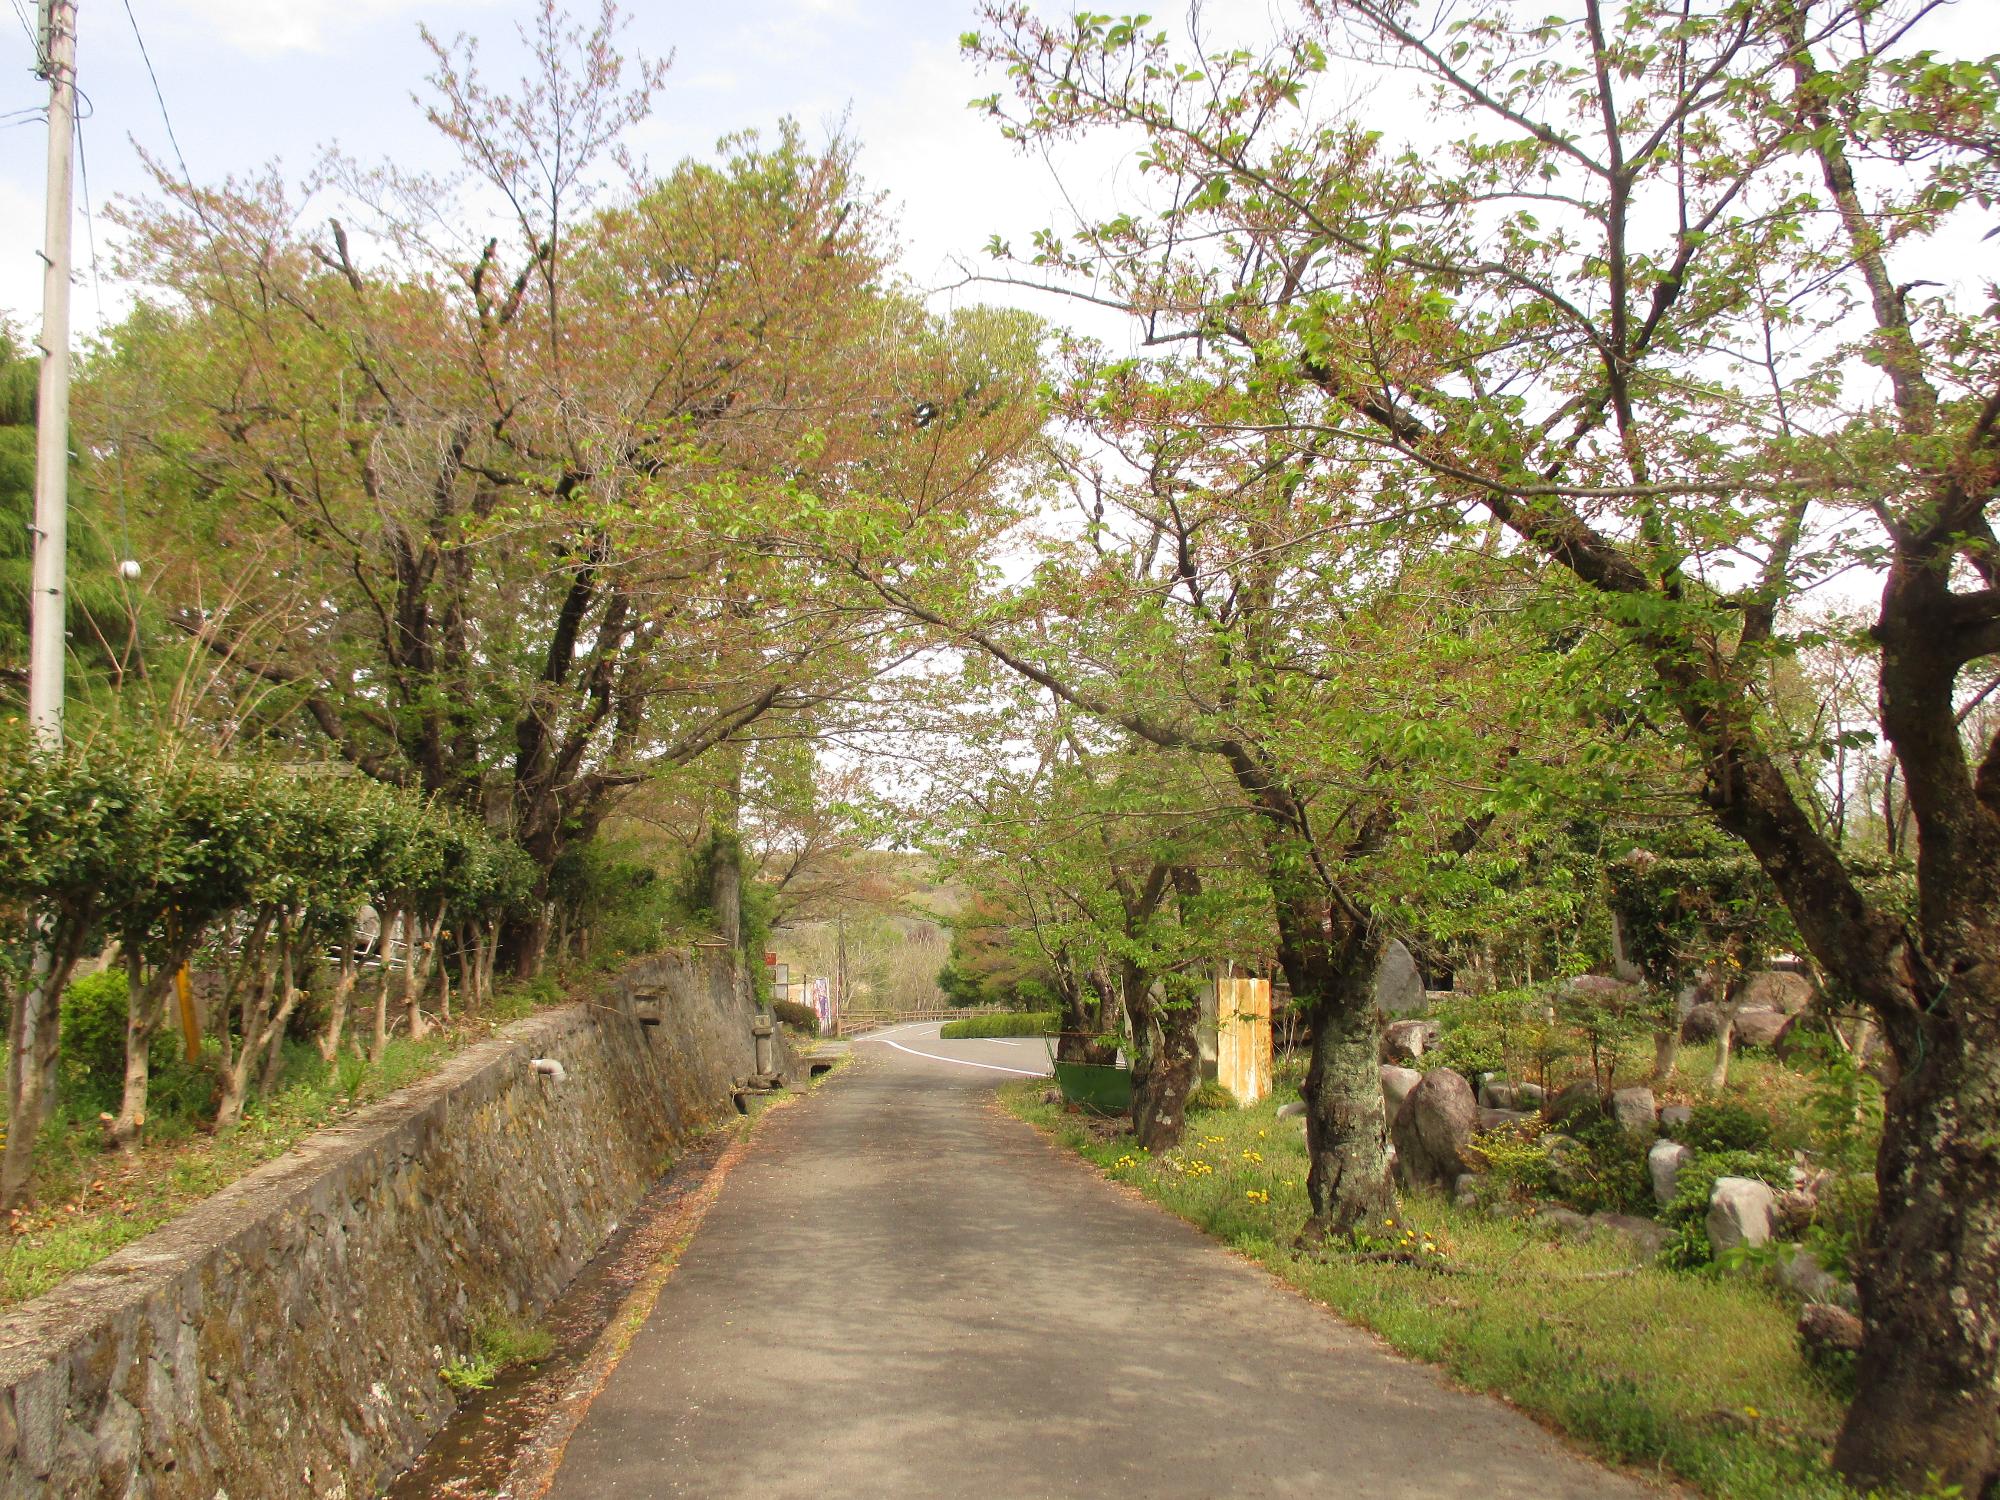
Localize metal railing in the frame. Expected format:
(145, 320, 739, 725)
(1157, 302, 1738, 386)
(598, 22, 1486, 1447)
(837, 1007, 964, 1034)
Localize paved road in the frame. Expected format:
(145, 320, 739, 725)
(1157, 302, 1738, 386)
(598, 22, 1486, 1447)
(546, 1023, 1661, 1499)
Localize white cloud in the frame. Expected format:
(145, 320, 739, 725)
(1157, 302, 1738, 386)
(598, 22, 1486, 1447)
(846, 35, 1145, 343)
(158, 0, 495, 57)
(0, 177, 48, 330)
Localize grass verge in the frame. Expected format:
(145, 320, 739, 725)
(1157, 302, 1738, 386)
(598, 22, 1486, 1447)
(938, 1011, 1057, 1039)
(0, 974, 580, 1309)
(1000, 1078, 1884, 1500)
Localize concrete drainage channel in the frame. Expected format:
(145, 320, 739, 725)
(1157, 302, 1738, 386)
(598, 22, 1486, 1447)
(383, 1121, 752, 1499)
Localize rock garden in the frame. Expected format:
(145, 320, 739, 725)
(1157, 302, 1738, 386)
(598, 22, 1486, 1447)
(1010, 950, 1895, 1500)
(1362, 964, 1875, 1375)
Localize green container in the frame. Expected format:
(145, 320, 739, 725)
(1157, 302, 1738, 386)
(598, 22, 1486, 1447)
(1054, 1060, 1132, 1114)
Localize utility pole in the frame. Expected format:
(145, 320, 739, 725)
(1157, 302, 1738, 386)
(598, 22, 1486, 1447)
(3, 1, 79, 1211)
(835, 906, 847, 1034)
(27, 0, 78, 750)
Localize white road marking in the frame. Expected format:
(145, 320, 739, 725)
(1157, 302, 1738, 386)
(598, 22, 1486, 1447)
(862, 1022, 1051, 1077)
(880, 1036, 1048, 1076)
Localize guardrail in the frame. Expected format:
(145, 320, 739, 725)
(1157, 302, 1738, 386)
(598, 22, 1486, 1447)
(838, 1008, 964, 1035)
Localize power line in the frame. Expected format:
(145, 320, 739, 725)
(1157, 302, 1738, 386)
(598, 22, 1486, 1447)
(73, 109, 104, 324)
(7, 0, 35, 57)
(119, 0, 193, 187)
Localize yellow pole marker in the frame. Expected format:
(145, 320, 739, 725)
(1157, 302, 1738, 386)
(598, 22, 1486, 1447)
(176, 964, 200, 1062)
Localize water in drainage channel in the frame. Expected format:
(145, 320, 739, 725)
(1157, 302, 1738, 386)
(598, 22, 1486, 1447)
(382, 1122, 740, 1499)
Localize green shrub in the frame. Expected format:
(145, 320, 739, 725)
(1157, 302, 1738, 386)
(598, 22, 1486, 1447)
(1186, 1079, 1236, 1113)
(145, 1048, 220, 1135)
(1546, 1118, 1654, 1215)
(772, 997, 819, 1035)
(59, 969, 212, 1121)
(938, 1011, 1056, 1039)
(1430, 986, 1572, 1085)
(439, 1353, 499, 1392)
(1464, 1118, 1556, 1198)
(1658, 1147, 1793, 1269)
(1783, 1029, 1881, 1276)
(1666, 1101, 1774, 1154)
(440, 1312, 553, 1393)
(59, 969, 131, 1099)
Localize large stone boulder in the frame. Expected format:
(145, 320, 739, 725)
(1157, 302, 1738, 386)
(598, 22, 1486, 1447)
(1680, 1002, 1721, 1042)
(1390, 1068, 1477, 1189)
(1476, 1107, 1538, 1132)
(1374, 939, 1426, 1017)
(1379, 1064, 1423, 1118)
(1380, 1019, 1429, 1066)
(1732, 1009, 1789, 1051)
(1776, 1245, 1858, 1309)
(1514, 1081, 1546, 1111)
(1478, 1078, 1518, 1111)
(1648, 1138, 1691, 1207)
(1741, 969, 1814, 1015)
(1659, 1103, 1693, 1131)
(1606, 1086, 1658, 1138)
(1706, 1176, 1778, 1255)
(1682, 1003, 1787, 1047)
(1798, 1303, 1865, 1366)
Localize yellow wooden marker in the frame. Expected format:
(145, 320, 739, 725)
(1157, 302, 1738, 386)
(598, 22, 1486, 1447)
(175, 964, 200, 1062)
(1216, 975, 1273, 1105)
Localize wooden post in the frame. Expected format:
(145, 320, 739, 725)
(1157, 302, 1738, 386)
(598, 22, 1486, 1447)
(1215, 975, 1273, 1105)
(175, 964, 200, 1063)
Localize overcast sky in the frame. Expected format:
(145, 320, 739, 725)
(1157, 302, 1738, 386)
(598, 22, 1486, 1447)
(4, 0, 1996, 345)
(0, 0, 1148, 337)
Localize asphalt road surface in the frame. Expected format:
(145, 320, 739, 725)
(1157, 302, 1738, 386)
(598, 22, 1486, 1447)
(545, 1022, 1663, 1499)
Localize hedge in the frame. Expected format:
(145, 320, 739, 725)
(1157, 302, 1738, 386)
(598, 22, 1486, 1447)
(938, 1011, 1058, 1039)
(0, 732, 537, 1201)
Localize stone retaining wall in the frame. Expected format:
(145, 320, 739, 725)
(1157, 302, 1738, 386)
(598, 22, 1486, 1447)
(0, 949, 777, 1499)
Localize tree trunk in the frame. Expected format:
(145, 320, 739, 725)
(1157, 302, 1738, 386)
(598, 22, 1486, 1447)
(370, 908, 400, 1062)
(437, 959, 453, 1023)
(403, 906, 447, 1043)
(318, 938, 359, 1064)
(1709, 1009, 1737, 1090)
(1134, 986, 1200, 1151)
(499, 902, 551, 979)
(110, 953, 177, 1152)
(1122, 981, 1173, 1151)
(1708, 973, 1745, 1090)
(455, 923, 478, 1012)
(1298, 963, 1395, 1241)
(1833, 1000, 2000, 1494)
(1053, 968, 1119, 1065)
(710, 764, 751, 1012)
(477, 921, 498, 1008)
(1, 921, 85, 1207)
(255, 921, 303, 1099)
(1651, 1028, 1680, 1082)
(215, 968, 271, 1130)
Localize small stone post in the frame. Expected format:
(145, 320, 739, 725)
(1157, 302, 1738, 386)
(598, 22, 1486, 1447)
(752, 1013, 776, 1079)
